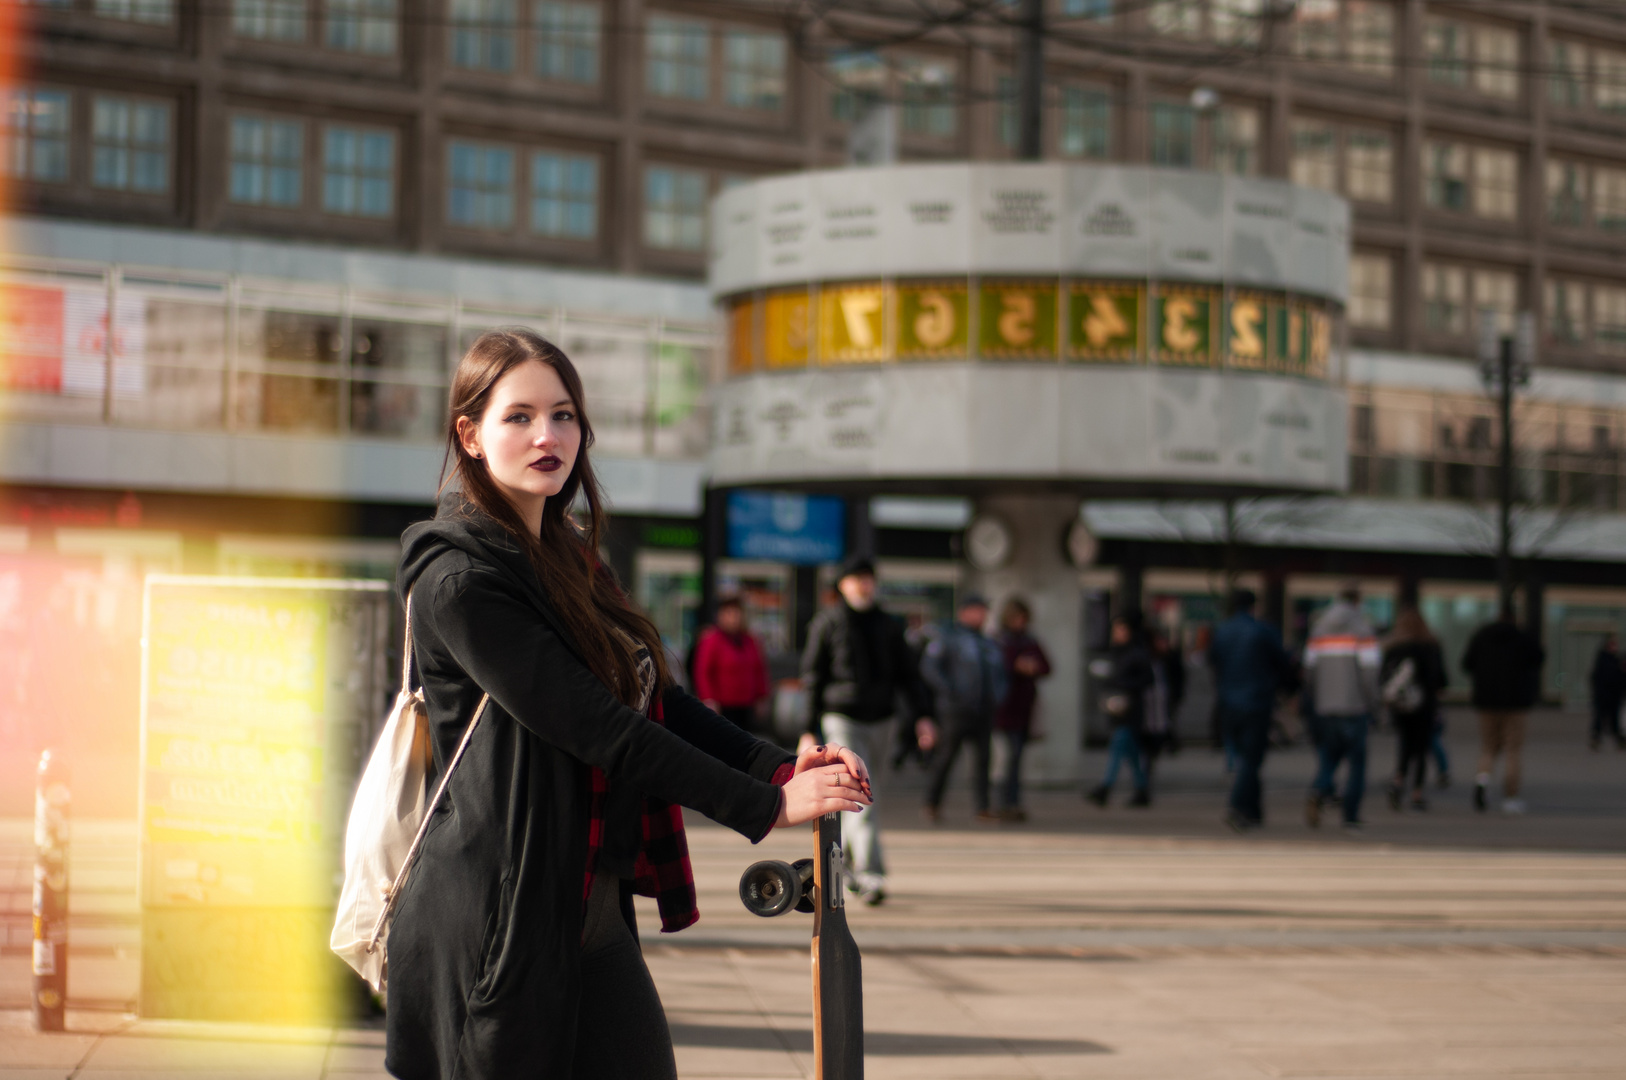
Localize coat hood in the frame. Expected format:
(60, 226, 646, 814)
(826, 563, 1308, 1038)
(398, 491, 535, 605)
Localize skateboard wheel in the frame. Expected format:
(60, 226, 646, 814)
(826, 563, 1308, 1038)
(739, 859, 803, 917)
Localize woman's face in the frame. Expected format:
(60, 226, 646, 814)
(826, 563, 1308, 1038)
(457, 359, 582, 519)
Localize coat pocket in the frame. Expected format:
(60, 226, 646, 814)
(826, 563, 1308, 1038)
(471, 874, 516, 1001)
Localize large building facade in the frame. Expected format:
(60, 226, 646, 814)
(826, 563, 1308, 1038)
(6, 1, 1626, 795)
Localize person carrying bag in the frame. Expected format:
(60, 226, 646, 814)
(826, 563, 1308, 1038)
(339, 329, 871, 1080)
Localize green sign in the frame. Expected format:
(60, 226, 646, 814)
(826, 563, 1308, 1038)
(978, 281, 1058, 359)
(896, 283, 968, 359)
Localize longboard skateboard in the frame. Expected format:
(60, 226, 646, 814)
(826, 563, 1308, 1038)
(739, 812, 864, 1079)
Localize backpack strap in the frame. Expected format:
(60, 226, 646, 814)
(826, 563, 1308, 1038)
(367, 593, 491, 953)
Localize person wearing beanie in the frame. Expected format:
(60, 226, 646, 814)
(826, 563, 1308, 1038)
(799, 556, 936, 905)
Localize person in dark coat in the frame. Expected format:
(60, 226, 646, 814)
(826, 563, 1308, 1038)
(1086, 611, 1155, 808)
(799, 556, 935, 904)
(1589, 633, 1625, 751)
(1381, 607, 1448, 812)
(386, 329, 870, 1080)
(920, 593, 1007, 822)
(993, 596, 1051, 822)
(1207, 589, 1291, 830)
(1461, 609, 1545, 815)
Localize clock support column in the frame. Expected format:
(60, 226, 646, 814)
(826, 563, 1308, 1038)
(964, 494, 1087, 786)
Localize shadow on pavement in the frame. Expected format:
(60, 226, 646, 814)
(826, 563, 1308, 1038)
(669, 1022, 1112, 1056)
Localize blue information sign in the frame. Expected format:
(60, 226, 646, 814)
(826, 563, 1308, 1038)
(726, 491, 846, 565)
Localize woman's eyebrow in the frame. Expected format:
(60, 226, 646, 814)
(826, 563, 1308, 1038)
(552, 398, 575, 409)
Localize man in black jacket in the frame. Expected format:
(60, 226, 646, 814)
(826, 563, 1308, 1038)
(800, 556, 935, 904)
(1461, 609, 1545, 814)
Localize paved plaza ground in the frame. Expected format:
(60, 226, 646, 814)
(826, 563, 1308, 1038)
(1, 707, 1623, 1078)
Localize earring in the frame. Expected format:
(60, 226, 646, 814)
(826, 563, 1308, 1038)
(473, 452, 483, 459)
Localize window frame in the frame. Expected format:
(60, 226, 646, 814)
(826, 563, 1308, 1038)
(643, 11, 790, 122)
(320, 122, 398, 221)
(225, 0, 404, 60)
(825, 48, 962, 149)
(1424, 13, 1523, 103)
(1422, 137, 1520, 224)
(228, 111, 309, 211)
(89, 92, 173, 196)
(641, 161, 713, 254)
(1291, 0, 1396, 80)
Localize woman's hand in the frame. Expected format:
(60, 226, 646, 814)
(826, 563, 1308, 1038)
(775, 764, 871, 828)
(794, 741, 870, 794)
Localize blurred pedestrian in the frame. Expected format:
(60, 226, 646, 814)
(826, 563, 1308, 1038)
(1430, 716, 1452, 789)
(801, 556, 936, 905)
(1304, 584, 1381, 830)
(1086, 611, 1155, 808)
(1141, 627, 1186, 781)
(993, 597, 1051, 822)
(1462, 607, 1545, 814)
(1208, 589, 1291, 830)
(1588, 633, 1625, 751)
(693, 595, 770, 731)
(1381, 607, 1448, 812)
(922, 594, 1007, 823)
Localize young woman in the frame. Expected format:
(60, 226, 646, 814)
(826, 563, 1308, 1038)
(386, 330, 870, 1080)
(1381, 606, 1448, 812)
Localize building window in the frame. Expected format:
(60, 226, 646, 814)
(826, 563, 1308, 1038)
(1597, 286, 1626, 355)
(1595, 166, 1626, 233)
(3, 88, 72, 183)
(1549, 40, 1587, 109)
(450, 0, 517, 72)
(1060, 0, 1112, 21)
(232, 0, 305, 41)
(326, 0, 398, 54)
(1422, 262, 1467, 336)
(1346, 129, 1392, 204)
(1148, 0, 1201, 40)
(534, 0, 599, 84)
(1211, 0, 1262, 47)
(1348, 252, 1391, 331)
(1426, 16, 1519, 100)
(530, 149, 597, 238)
(1472, 147, 1518, 220)
(1547, 159, 1587, 227)
(1595, 48, 1626, 115)
(1059, 85, 1112, 159)
(1473, 269, 1518, 334)
(1214, 105, 1258, 176)
(447, 140, 515, 229)
(322, 126, 394, 218)
(996, 74, 1018, 151)
(646, 14, 710, 101)
(91, 97, 169, 193)
(1425, 141, 1517, 222)
(900, 56, 957, 138)
(1425, 17, 1469, 87)
(94, 0, 173, 25)
(643, 164, 707, 251)
(723, 29, 785, 111)
(1293, 0, 1393, 76)
(1545, 278, 1586, 345)
(230, 116, 304, 207)
(1149, 101, 1195, 166)
(1290, 119, 1337, 191)
(829, 51, 885, 123)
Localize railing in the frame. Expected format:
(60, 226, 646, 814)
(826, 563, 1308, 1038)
(0, 255, 718, 459)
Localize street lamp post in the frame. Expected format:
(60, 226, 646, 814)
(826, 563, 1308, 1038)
(1480, 311, 1534, 619)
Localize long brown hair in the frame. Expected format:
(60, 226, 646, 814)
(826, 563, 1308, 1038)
(1388, 606, 1436, 646)
(442, 328, 670, 706)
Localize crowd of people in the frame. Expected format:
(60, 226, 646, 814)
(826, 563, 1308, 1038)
(688, 562, 1600, 872)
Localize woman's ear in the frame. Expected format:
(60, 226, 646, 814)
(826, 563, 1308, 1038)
(456, 415, 483, 461)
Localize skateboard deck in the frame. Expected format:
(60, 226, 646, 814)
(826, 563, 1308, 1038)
(812, 811, 863, 1079)
(737, 813, 864, 1080)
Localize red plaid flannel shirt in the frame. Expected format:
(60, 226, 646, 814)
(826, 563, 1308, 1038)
(584, 696, 794, 932)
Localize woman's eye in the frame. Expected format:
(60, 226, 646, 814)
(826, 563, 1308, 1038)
(504, 412, 530, 424)
(553, 410, 576, 423)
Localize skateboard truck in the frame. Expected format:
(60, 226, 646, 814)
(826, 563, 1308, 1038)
(738, 812, 864, 1079)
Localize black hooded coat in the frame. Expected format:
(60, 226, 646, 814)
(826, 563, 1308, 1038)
(386, 500, 793, 1079)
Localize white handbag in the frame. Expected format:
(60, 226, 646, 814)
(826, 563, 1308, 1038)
(331, 596, 490, 993)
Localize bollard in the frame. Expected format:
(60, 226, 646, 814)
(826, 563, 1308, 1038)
(33, 749, 69, 1033)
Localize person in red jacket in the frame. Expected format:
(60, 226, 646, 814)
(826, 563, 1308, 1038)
(694, 596, 771, 731)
